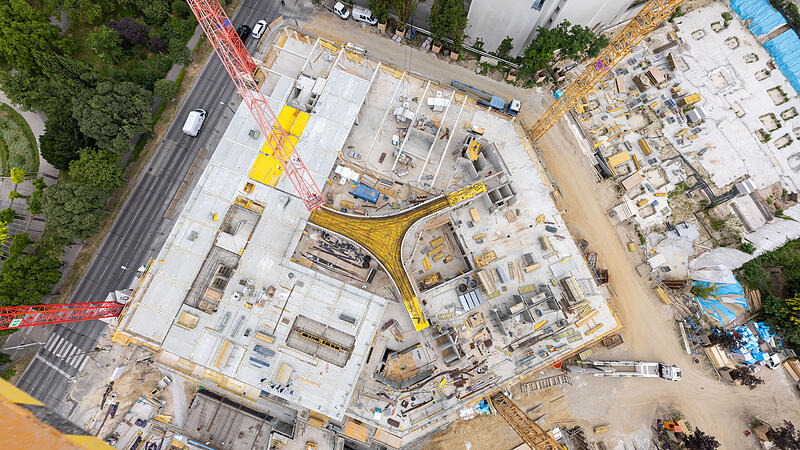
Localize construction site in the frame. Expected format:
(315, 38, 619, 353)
(8, 0, 800, 449)
(99, 23, 623, 448)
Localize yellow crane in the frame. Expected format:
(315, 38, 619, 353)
(530, 0, 685, 141)
(489, 391, 561, 449)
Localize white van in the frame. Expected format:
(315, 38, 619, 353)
(183, 109, 207, 137)
(352, 6, 378, 25)
(343, 42, 367, 55)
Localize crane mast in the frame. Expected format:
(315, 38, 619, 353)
(186, 0, 325, 210)
(530, 0, 685, 141)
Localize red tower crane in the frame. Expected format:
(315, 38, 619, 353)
(187, 0, 325, 211)
(0, 301, 124, 330)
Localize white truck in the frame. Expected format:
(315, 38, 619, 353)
(322, 0, 349, 20)
(569, 360, 682, 381)
(182, 109, 207, 136)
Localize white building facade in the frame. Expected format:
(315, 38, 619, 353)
(466, 0, 647, 57)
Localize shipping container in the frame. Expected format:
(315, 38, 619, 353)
(352, 183, 379, 204)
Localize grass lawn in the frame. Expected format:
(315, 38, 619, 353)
(0, 104, 39, 176)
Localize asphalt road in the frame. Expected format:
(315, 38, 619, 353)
(16, 0, 281, 414)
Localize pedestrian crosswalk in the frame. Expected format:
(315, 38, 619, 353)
(42, 332, 89, 371)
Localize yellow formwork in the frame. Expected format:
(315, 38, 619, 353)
(309, 196, 451, 331)
(447, 181, 486, 206)
(248, 106, 309, 186)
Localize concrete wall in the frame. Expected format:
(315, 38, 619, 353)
(466, 0, 646, 58)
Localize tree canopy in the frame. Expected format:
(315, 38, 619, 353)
(42, 182, 107, 243)
(428, 0, 468, 49)
(520, 20, 609, 75)
(0, 234, 61, 307)
(40, 112, 93, 170)
(69, 147, 123, 193)
(73, 81, 152, 154)
(88, 25, 124, 64)
(153, 78, 178, 101)
(392, 0, 418, 30)
(368, 0, 391, 23)
(0, 0, 71, 72)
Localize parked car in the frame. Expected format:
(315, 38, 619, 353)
(352, 6, 377, 25)
(252, 20, 267, 39)
(322, 0, 350, 20)
(348, 150, 361, 159)
(237, 25, 251, 43)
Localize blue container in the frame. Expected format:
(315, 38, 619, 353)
(352, 183, 379, 204)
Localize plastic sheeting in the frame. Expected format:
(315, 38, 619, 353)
(692, 280, 749, 327)
(730, 0, 787, 36)
(730, 0, 800, 93)
(764, 31, 800, 94)
(730, 323, 774, 365)
(690, 203, 800, 282)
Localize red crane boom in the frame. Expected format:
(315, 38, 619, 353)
(187, 0, 325, 210)
(0, 302, 124, 330)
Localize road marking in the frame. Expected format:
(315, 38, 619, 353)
(32, 354, 74, 380)
(44, 334, 60, 351)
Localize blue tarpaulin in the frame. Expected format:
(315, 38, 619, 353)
(730, 0, 787, 36)
(692, 280, 750, 327)
(730, 0, 800, 94)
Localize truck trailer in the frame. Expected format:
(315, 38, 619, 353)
(568, 360, 681, 381)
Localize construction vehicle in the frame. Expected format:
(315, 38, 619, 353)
(569, 360, 682, 381)
(450, 80, 521, 116)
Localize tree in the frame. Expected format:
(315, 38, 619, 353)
(392, 0, 418, 31)
(428, 0, 468, 48)
(520, 27, 562, 74)
(7, 232, 31, 258)
(153, 79, 178, 101)
(73, 81, 153, 154)
(69, 148, 123, 194)
(0, 71, 52, 113)
(42, 0, 104, 25)
(136, 0, 171, 25)
(0, 0, 71, 72)
(368, 0, 391, 23)
(763, 294, 800, 350)
(9, 168, 24, 184)
(769, 421, 800, 450)
(35, 52, 99, 92)
(88, 25, 124, 63)
(172, 0, 192, 19)
(691, 283, 717, 299)
(0, 208, 15, 224)
(729, 366, 764, 390)
(8, 191, 22, 200)
(167, 39, 192, 65)
(108, 18, 150, 48)
(682, 429, 720, 450)
(495, 36, 514, 60)
(42, 182, 107, 243)
(519, 20, 607, 76)
(0, 244, 62, 307)
(148, 37, 166, 53)
(40, 113, 92, 170)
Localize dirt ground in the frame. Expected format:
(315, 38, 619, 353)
(420, 101, 800, 449)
